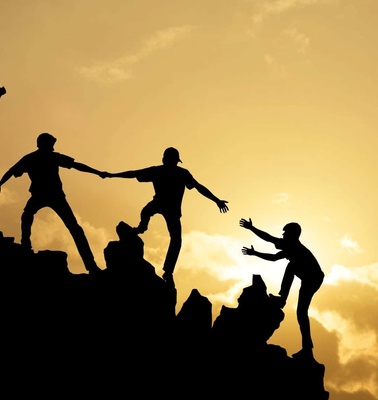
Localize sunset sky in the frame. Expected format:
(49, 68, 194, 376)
(1, 1, 377, 398)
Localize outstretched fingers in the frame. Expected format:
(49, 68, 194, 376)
(239, 217, 252, 229)
(241, 245, 254, 255)
(218, 200, 229, 213)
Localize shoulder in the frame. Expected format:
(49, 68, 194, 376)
(139, 165, 159, 174)
(134, 165, 158, 180)
(53, 152, 75, 166)
(21, 150, 38, 160)
(176, 166, 194, 177)
(274, 238, 285, 249)
(14, 150, 38, 165)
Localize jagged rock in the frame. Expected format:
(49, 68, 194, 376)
(0, 228, 329, 399)
(176, 288, 212, 337)
(102, 221, 177, 325)
(212, 274, 285, 352)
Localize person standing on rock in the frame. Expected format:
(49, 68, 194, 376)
(0, 132, 106, 275)
(239, 217, 324, 358)
(104, 147, 229, 285)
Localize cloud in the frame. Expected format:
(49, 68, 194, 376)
(264, 54, 290, 79)
(0, 187, 19, 206)
(282, 27, 310, 54)
(248, 0, 337, 74)
(78, 25, 195, 84)
(31, 210, 112, 273)
(142, 229, 288, 315)
(272, 192, 290, 204)
(311, 308, 378, 363)
(340, 234, 363, 254)
(325, 263, 378, 289)
(311, 266, 378, 398)
(311, 307, 378, 397)
(250, 0, 337, 28)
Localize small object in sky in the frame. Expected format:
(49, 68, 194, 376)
(0, 86, 6, 98)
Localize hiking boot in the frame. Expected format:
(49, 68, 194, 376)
(292, 348, 313, 359)
(87, 262, 103, 276)
(269, 294, 286, 308)
(134, 224, 148, 234)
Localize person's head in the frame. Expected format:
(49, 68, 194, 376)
(282, 222, 301, 241)
(162, 147, 182, 166)
(37, 133, 56, 151)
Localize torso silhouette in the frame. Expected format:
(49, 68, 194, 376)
(136, 165, 196, 216)
(274, 239, 323, 281)
(12, 150, 74, 197)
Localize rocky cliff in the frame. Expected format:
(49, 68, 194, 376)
(0, 223, 329, 399)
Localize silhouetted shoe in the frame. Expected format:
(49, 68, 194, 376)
(292, 348, 313, 359)
(20, 243, 34, 254)
(269, 294, 286, 308)
(87, 264, 102, 276)
(133, 225, 147, 234)
(162, 271, 174, 286)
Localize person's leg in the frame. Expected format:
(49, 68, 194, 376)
(51, 196, 100, 273)
(297, 286, 315, 351)
(21, 196, 44, 250)
(162, 215, 182, 282)
(136, 201, 156, 233)
(275, 263, 295, 307)
(295, 276, 323, 356)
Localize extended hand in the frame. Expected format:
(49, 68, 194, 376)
(217, 200, 229, 213)
(239, 217, 253, 230)
(242, 245, 255, 256)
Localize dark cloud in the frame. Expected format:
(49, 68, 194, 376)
(331, 389, 377, 400)
(316, 281, 378, 331)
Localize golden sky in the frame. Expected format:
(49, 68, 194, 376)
(1, 1, 377, 398)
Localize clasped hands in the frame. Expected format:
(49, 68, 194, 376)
(98, 171, 113, 179)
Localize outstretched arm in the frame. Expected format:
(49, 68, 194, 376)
(239, 218, 278, 244)
(242, 245, 284, 262)
(0, 166, 17, 193)
(194, 181, 229, 213)
(103, 170, 138, 179)
(71, 161, 108, 178)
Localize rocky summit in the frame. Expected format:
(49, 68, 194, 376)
(0, 223, 329, 399)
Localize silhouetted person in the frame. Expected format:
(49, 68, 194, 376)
(0, 133, 105, 274)
(105, 147, 229, 284)
(239, 218, 324, 358)
(0, 86, 6, 98)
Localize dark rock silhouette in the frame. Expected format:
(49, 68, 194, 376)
(0, 226, 329, 399)
(212, 274, 285, 350)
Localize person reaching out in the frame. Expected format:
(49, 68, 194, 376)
(104, 147, 229, 285)
(239, 217, 324, 358)
(0, 132, 106, 275)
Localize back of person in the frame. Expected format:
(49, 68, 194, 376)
(279, 240, 323, 281)
(137, 165, 196, 214)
